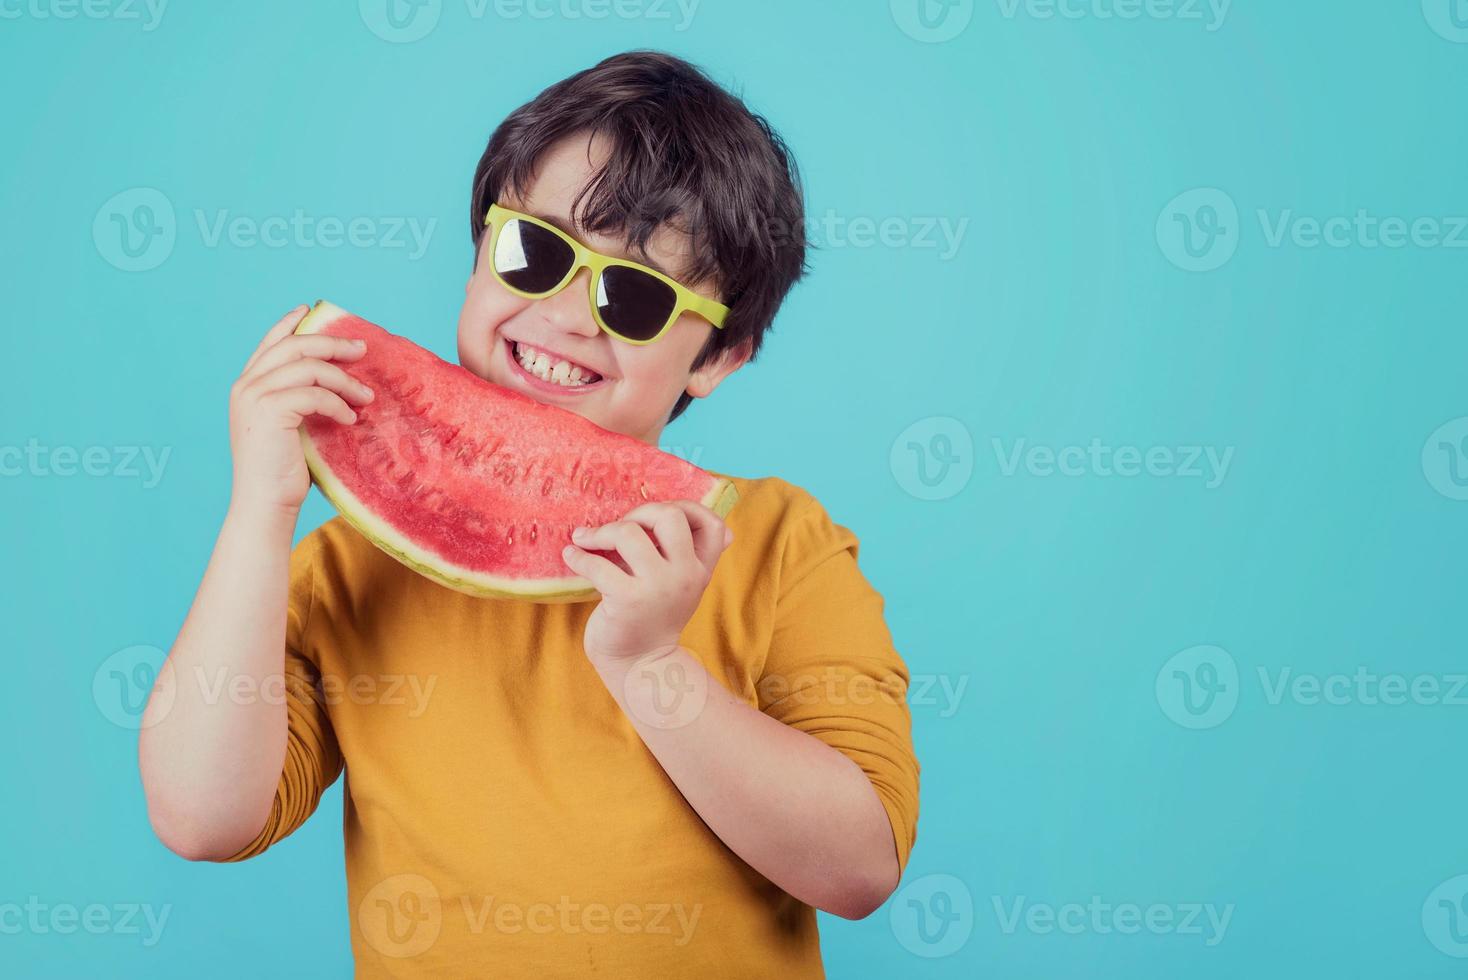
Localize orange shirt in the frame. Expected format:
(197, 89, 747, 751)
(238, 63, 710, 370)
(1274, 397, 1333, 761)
(226, 474, 920, 977)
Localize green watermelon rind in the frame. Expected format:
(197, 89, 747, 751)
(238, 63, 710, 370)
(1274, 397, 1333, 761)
(294, 300, 739, 603)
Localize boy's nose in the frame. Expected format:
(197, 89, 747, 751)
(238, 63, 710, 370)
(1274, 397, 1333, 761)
(536, 267, 602, 339)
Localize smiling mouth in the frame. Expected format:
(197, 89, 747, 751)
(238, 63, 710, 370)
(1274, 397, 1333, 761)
(505, 339, 605, 389)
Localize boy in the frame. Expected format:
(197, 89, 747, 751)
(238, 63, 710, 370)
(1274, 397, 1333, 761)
(140, 50, 919, 977)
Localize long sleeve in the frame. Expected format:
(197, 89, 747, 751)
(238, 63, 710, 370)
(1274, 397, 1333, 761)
(756, 493, 921, 873)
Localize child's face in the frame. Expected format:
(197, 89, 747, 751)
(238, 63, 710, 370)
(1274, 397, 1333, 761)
(457, 132, 746, 445)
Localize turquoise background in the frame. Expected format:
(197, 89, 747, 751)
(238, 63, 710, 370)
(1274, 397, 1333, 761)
(3, 0, 1467, 975)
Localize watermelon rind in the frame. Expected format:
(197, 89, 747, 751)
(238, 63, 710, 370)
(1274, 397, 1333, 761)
(294, 300, 738, 603)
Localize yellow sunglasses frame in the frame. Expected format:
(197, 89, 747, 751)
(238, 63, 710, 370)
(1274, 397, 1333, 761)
(483, 203, 729, 346)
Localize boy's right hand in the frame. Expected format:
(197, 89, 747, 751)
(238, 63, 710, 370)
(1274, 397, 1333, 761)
(228, 304, 375, 516)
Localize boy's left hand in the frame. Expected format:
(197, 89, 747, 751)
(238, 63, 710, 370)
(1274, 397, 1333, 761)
(562, 500, 732, 663)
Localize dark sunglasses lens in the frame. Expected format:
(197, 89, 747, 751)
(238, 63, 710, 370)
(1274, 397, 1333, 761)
(494, 218, 575, 294)
(596, 265, 677, 341)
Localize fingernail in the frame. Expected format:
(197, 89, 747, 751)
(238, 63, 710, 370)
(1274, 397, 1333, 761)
(562, 545, 577, 558)
(352, 339, 367, 349)
(359, 384, 374, 400)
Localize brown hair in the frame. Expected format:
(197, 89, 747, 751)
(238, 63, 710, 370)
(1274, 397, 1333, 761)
(469, 50, 808, 423)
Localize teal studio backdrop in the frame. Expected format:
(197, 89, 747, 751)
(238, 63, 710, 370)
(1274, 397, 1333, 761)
(3, 1, 1467, 977)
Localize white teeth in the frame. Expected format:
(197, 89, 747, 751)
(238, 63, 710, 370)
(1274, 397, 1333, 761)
(513, 342, 598, 387)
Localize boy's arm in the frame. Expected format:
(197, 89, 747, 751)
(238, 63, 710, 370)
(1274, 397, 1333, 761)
(564, 498, 917, 920)
(139, 504, 297, 859)
(139, 306, 370, 860)
(590, 648, 901, 919)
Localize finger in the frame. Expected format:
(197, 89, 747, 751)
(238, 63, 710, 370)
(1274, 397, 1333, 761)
(617, 503, 696, 566)
(661, 500, 730, 568)
(259, 386, 357, 427)
(244, 333, 367, 384)
(570, 521, 663, 576)
(247, 358, 374, 405)
(243, 305, 311, 373)
(561, 544, 632, 594)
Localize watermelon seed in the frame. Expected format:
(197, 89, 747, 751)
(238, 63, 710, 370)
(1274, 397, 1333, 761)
(541, 476, 553, 496)
(639, 483, 648, 500)
(529, 524, 538, 543)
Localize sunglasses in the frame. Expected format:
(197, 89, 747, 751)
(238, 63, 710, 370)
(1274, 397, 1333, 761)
(483, 203, 730, 346)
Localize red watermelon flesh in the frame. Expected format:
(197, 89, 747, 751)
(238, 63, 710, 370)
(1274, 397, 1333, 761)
(295, 301, 737, 602)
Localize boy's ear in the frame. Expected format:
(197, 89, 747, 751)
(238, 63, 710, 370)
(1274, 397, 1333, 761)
(685, 338, 752, 400)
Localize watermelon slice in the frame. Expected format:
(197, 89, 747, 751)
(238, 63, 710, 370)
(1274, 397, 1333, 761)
(294, 301, 737, 602)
